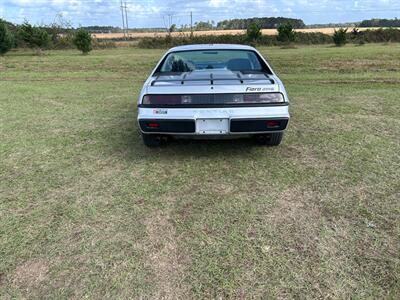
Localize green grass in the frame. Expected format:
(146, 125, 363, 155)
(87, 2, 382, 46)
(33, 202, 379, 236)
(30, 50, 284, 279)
(1, 44, 399, 298)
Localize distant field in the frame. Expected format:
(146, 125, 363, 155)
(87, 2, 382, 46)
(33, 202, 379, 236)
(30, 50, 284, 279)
(93, 27, 398, 39)
(1, 44, 399, 298)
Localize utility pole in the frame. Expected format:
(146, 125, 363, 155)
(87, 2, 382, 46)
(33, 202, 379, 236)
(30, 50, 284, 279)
(124, 1, 129, 38)
(165, 13, 173, 32)
(169, 13, 173, 29)
(120, 0, 126, 39)
(190, 11, 193, 37)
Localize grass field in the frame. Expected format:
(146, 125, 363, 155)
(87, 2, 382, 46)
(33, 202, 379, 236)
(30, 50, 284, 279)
(1, 44, 399, 298)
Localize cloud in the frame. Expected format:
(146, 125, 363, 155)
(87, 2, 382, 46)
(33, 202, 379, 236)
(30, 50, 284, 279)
(1, 0, 399, 27)
(209, 0, 229, 8)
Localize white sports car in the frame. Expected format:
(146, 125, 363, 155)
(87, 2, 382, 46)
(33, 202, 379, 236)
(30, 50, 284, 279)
(137, 44, 290, 147)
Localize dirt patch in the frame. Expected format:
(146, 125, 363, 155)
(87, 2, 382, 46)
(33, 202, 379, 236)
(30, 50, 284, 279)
(144, 208, 190, 299)
(12, 260, 49, 288)
(268, 187, 323, 255)
(270, 188, 322, 221)
(0, 272, 5, 287)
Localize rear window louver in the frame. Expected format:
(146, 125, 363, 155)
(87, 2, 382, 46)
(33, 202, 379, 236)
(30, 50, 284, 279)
(151, 72, 274, 86)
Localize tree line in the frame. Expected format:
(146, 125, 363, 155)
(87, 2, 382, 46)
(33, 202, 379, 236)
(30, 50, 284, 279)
(359, 18, 400, 28)
(216, 17, 306, 29)
(169, 18, 305, 33)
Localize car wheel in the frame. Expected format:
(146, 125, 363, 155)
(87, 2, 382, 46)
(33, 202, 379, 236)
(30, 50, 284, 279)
(142, 134, 162, 147)
(255, 132, 284, 146)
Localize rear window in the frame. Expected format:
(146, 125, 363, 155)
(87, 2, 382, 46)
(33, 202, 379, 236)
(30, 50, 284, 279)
(157, 50, 270, 73)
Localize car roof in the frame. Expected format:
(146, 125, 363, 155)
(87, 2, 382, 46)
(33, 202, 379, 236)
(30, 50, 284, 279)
(167, 44, 257, 53)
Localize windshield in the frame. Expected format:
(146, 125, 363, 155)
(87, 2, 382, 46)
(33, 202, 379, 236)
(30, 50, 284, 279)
(157, 50, 269, 73)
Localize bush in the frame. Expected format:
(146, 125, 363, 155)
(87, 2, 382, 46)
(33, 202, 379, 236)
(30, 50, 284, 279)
(246, 22, 262, 42)
(0, 21, 14, 55)
(333, 28, 348, 46)
(137, 32, 330, 49)
(257, 34, 277, 46)
(51, 34, 75, 50)
(46, 14, 75, 50)
(138, 34, 248, 49)
(277, 23, 295, 43)
(17, 22, 50, 53)
(169, 24, 176, 33)
(92, 39, 117, 49)
(294, 32, 332, 44)
(360, 28, 400, 43)
(356, 40, 365, 46)
(73, 28, 92, 54)
(136, 28, 400, 49)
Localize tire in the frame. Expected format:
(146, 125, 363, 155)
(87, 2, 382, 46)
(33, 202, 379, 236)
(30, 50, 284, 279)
(255, 132, 284, 146)
(142, 134, 162, 147)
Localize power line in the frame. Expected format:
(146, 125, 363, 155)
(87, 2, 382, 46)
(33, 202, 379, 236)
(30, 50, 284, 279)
(124, 1, 129, 37)
(163, 12, 174, 32)
(190, 11, 193, 36)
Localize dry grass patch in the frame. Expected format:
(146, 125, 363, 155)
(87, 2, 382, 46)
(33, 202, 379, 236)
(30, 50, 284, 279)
(144, 207, 190, 299)
(11, 260, 49, 289)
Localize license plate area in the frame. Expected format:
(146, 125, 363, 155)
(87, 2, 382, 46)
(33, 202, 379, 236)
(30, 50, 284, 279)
(196, 118, 229, 134)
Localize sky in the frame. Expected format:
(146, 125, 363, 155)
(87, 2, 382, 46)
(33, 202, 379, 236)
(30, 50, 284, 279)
(1, 0, 399, 28)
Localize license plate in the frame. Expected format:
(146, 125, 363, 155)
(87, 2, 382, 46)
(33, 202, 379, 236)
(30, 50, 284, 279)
(196, 118, 229, 134)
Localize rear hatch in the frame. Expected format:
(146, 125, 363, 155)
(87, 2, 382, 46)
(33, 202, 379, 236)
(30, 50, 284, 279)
(146, 70, 280, 94)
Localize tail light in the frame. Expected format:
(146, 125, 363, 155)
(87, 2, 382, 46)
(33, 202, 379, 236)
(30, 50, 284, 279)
(142, 93, 284, 106)
(143, 95, 181, 105)
(243, 93, 284, 103)
(147, 122, 159, 128)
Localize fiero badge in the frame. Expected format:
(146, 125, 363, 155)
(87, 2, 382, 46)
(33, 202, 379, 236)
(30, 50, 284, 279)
(246, 87, 275, 92)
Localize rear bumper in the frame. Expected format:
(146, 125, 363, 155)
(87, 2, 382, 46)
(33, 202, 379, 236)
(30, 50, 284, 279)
(138, 106, 290, 135)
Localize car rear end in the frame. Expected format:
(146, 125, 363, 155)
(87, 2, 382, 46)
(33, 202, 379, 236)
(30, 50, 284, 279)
(137, 45, 290, 146)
